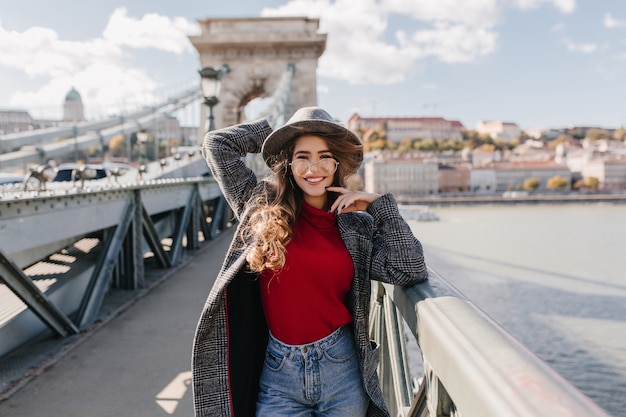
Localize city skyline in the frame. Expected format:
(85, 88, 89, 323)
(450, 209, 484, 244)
(1, 1, 626, 131)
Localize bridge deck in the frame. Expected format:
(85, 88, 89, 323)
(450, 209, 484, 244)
(0, 229, 233, 417)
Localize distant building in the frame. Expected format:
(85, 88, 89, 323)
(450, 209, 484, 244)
(364, 152, 439, 197)
(483, 160, 572, 192)
(347, 114, 464, 142)
(180, 126, 201, 147)
(0, 109, 34, 135)
(475, 120, 521, 142)
(524, 127, 560, 140)
(63, 87, 85, 122)
(153, 115, 182, 156)
(582, 158, 626, 190)
(465, 147, 503, 167)
(470, 167, 497, 194)
(438, 162, 471, 193)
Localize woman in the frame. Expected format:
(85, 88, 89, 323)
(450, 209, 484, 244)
(192, 107, 428, 417)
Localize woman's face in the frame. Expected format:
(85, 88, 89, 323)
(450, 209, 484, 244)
(290, 134, 337, 210)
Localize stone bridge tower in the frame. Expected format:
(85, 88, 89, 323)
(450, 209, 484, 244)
(189, 17, 327, 131)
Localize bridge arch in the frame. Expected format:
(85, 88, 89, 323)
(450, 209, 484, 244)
(189, 17, 327, 130)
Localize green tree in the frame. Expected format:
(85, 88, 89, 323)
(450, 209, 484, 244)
(414, 138, 437, 151)
(463, 130, 494, 149)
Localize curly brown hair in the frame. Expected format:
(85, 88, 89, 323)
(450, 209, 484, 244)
(241, 131, 363, 272)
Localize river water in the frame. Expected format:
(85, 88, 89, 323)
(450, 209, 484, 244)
(404, 202, 626, 416)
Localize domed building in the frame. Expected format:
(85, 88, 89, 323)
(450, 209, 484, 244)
(63, 87, 85, 122)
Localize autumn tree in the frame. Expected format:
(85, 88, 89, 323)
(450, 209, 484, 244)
(547, 134, 574, 149)
(586, 128, 611, 141)
(546, 176, 568, 190)
(109, 134, 127, 158)
(414, 138, 437, 151)
(361, 123, 388, 152)
(574, 176, 600, 190)
(396, 138, 413, 153)
(523, 177, 540, 192)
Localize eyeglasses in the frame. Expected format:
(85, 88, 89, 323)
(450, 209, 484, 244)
(289, 158, 339, 176)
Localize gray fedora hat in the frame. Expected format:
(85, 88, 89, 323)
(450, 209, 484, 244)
(262, 107, 362, 166)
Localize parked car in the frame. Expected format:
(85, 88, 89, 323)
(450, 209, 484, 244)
(0, 173, 25, 185)
(502, 191, 530, 198)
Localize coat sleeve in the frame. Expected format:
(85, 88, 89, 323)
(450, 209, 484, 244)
(365, 193, 428, 286)
(201, 118, 273, 218)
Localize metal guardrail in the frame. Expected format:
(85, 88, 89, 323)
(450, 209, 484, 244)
(371, 269, 613, 417)
(0, 177, 230, 358)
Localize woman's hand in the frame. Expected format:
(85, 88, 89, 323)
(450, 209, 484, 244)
(326, 187, 381, 214)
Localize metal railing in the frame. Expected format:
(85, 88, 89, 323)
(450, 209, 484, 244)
(371, 268, 613, 417)
(0, 176, 229, 358)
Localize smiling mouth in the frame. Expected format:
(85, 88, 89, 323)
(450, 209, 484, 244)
(304, 176, 325, 184)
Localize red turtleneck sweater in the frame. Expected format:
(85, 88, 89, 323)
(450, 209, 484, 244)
(259, 201, 354, 345)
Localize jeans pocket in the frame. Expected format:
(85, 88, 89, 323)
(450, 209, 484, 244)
(323, 335, 356, 363)
(264, 348, 286, 372)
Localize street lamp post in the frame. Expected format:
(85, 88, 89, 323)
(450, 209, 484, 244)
(199, 64, 230, 132)
(136, 131, 149, 165)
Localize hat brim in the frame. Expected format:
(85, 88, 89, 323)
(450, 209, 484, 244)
(262, 119, 362, 166)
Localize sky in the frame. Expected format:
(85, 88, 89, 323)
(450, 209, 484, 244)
(1, 0, 626, 131)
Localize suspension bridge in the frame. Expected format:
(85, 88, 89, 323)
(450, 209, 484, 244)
(0, 16, 612, 417)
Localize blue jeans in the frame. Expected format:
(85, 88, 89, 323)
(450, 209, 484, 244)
(256, 325, 369, 416)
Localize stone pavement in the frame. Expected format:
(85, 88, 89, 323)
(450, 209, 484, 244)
(0, 229, 234, 417)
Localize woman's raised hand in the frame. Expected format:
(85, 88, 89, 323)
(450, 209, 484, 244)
(326, 187, 381, 215)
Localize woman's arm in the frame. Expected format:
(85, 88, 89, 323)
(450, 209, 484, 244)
(202, 119, 273, 218)
(365, 193, 428, 286)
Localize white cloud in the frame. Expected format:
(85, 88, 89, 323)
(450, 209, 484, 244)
(102, 7, 199, 54)
(604, 13, 626, 29)
(0, 25, 125, 78)
(262, 0, 499, 85)
(317, 84, 330, 94)
(408, 22, 498, 63)
(513, 0, 576, 14)
(0, 8, 198, 118)
(565, 40, 598, 53)
(381, 0, 501, 28)
(553, 0, 577, 13)
(10, 63, 160, 119)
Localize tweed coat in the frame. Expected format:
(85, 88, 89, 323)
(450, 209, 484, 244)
(192, 118, 428, 417)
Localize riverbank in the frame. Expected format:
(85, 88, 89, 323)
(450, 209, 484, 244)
(398, 192, 626, 206)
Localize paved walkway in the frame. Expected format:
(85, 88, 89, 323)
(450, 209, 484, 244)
(0, 229, 233, 417)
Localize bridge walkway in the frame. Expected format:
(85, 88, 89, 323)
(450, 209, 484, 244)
(0, 228, 234, 417)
